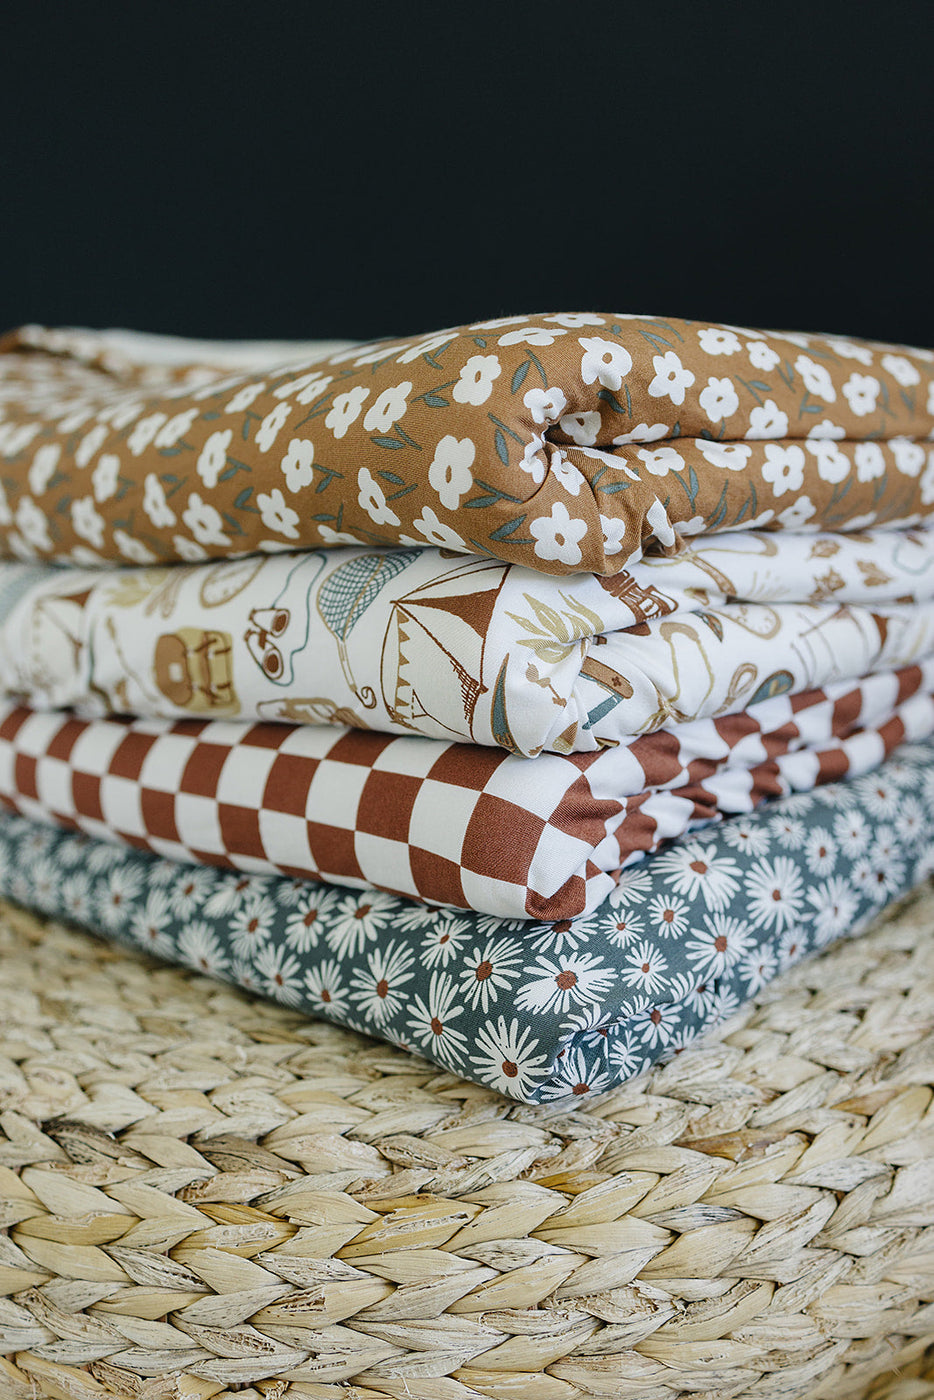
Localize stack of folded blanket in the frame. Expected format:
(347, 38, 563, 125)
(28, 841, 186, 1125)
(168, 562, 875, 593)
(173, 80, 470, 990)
(0, 311, 932, 1102)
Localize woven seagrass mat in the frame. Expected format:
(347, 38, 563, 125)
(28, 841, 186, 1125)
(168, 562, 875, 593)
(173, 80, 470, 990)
(4, 889, 934, 1400)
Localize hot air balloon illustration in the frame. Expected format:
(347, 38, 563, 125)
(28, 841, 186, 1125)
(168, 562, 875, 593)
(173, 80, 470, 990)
(315, 551, 421, 709)
(380, 558, 511, 741)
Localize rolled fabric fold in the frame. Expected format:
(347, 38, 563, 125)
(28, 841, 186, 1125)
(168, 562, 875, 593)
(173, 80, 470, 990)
(1, 314, 932, 573)
(3, 526, 934, 754)
(1, 665, 931, 919)
(2, 737, 932, 1103)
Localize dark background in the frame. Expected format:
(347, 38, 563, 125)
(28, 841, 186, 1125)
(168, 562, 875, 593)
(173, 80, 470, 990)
(2, 3, 931, 347)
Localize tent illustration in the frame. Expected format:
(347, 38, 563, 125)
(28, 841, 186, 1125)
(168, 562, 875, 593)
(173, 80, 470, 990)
(380, 559, 510, 740)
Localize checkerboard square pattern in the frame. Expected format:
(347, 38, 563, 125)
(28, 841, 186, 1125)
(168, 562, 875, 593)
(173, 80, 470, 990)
(0, 670, 926, 921)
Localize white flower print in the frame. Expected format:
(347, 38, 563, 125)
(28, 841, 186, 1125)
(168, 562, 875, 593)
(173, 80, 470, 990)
(834, 806, 873, 856)
(325, 386, 370, 439)
(895, 796, 926, 848)
(807, 439, 850, 484)
(304, 959, 350, 1018)
(255, 402, 292, 452)
(178, 530, 214, 560)
(154, 408, 198, 448)
(920, 454, 934, 508)
(279, 438, 316, 493)
(548, 451, 585, 496)
(804, 827, 837, 876)
(808, 419, 846, 439)
(225, 381, 266, 413)
(696, 441, 752, 472)
(645, 497, 676, 548)
(167, 866, 215, 920)
(579, 338, 633, 390)
(523, 386, 568, 424)
(761, 444, 805, 497)
(28, 442, 61, 495)
(412, 506, 466, 550)
(827, 338, 873, 365)
(127, 412, 167, 456)
(739, 945, 778, 994)
(499, 326, 567, 347)
(795, 355, 837, 403)
(650, 843, 740, 911)
(600, 515, 627, 556)
(274, 370, 333, 403)
(744, 855, 804, 931)
(229, 892, 276, 959)
(697, 327, 742, 355)
(396, 332, 456, 363)
(92, 452, 121, 503)
(420, 915, 471, 968)
(748, 341, 781, 371)
(284, 892, 330, 952)
(546, 312, 606, 328)
(452, 355, 502, 406)
(842, 373, 881, 417)
(772, 815, 806, 849)
(608, 1031, 643, 1078)
(746, 400, 789, 439)
(406, 972, 468, 1057)
(861, 776, 901, 821)
(363, 381, 412, 433)
(182, 493, 230, 547)
(515, 951, 615, 1015)
(178, 919, 229, 977)
(852, 442, 885, 484)
(349, 940, 415, 1024)
(881, 353, 920, 387)
(608, 864, 655, 905)
(61, 872, 94, 924)
(890, 438, 926, 477)
(143, 473, 176, 529)
(75, 423, 109, 468)
(559, 411, 601, 446)
(128, 890, 176, 957)
(684, 912, 751, 978)
(0, 420, 41, 457)
(197, 429, 232, 488)
(806, 875, 860, 945)
(529, 501, 588, 566)
(458, 936, 522, 1012)
(428, 434, 475, 510)
(114, 529, 156, 562)
(777, 496, 816, 529)
(15, 496, 52, 552)
(645, 892, 691, 939)
(256, 487, 300, 539)
(620, 940, 669, 995)
(699, 376, 739, 422)
(542, 1047, 614, 1099)
(326, 891, 395, 960)
(613, 422, 669, 445)
(254, 944, 304, 1006)
(470, 1016, 549, 1098)
(98, 865, 145, 932)
(636, 445, 685, 477)
(71, 496, 106, 549)
(518, 435, 547, 484)
(648, 351, 695, 405)
(604, 907, 646, 948)
(357, 468, 401, 529)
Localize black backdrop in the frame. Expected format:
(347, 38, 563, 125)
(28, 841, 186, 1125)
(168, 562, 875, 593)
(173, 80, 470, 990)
(2, 2, 932, 347)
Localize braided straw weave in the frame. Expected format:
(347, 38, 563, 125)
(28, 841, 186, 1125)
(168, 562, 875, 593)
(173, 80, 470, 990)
(3, 891, 934, 1400)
